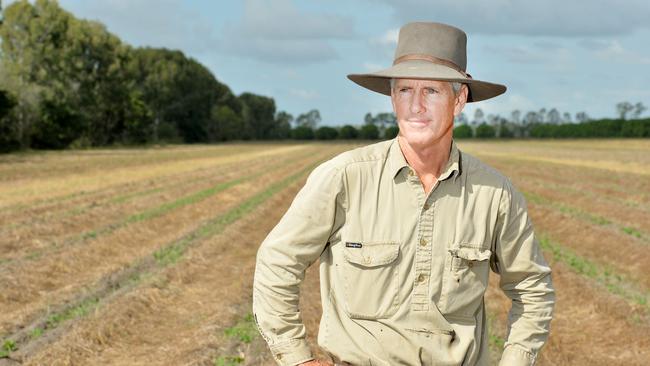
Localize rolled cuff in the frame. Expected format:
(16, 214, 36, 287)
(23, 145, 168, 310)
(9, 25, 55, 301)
(498, 344, 536, 366)
(269, 338, 314, 366)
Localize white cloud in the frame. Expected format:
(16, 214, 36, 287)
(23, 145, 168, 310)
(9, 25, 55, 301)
(220, 0, 357, 64)
(58, 0, 217, 53)
(289, 88, 319, 100)
(376, 0, 650, 37)
(580, 39, 650, 65)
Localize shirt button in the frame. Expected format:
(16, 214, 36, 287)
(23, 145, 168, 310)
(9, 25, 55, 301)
(423, 203, 430, 210)
(417, 274, 425, 282)
(419, 238, 427, 247)
(408, 169, 415, 176)
(276, 353, 282, 360)
(468, 261, 474, 268)
(364, 257, 372, 264)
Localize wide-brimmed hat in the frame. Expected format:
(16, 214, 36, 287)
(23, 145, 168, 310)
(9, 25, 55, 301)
(348, 22, 506, 102)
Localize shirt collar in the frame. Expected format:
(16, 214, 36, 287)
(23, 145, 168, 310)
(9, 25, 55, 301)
(388, 137, 462, 182)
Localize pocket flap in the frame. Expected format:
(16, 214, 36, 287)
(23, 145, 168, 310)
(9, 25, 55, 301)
(343, 242, 399, 268)
(451, 244, 491, 261)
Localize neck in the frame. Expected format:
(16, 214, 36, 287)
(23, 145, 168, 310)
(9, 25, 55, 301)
(397, 135, 452, 179)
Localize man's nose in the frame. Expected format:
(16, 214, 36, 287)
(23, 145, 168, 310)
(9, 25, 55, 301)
(409, 89, 425, 114)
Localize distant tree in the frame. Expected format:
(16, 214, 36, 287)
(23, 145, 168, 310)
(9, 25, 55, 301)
(364, 112, 374, 125)
(616, 101, 634, 120)
(290, 126, 314, 140)
(499, 121, 514, 138)
(296, 109, 321, 129)
(632, 102, 647, 119)
(538, 108, 547, 123)
(454, 112, 468, 126)
(210, 105, 242, 141)
(510, 110, 521, 125)
(523, 111, 539, 125)
(475, 123, 496, 138)
(575, 111, 590, 123)
(0, 89, 20, 152)
(547, 108, 561, 124)
(339, 124, 358, 139)
(271, 110, 292, 139)
(562, 112, 572, 124)
(239, 92, 276, 140)
(315, 126, 338, 140)
(359, 123, 379, 139)
(473, 108, 484, 125)
(453, 124, 473, 138)
(384, 125, 399, 139)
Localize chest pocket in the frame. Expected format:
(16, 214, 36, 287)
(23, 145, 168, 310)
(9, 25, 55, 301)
(439, 243, 491, 318)
(341, 242, 400, 319)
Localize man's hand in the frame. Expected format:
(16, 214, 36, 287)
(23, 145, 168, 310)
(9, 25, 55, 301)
(299, 360, 333, 366)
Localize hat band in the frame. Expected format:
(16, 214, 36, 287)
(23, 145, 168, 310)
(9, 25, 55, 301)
(393, 54, 470, 78)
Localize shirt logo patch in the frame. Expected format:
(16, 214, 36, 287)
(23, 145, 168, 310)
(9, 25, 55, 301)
(345, 242, 362, 248)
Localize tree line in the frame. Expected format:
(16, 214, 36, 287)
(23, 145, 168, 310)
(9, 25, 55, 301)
(0, 0, 330, 152)
(0, 0, 647, 153)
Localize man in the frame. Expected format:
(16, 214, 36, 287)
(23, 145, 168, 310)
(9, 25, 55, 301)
(253, 22, 555, 366)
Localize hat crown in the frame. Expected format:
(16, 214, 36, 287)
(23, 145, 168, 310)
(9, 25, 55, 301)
(394, 22, 467, 71)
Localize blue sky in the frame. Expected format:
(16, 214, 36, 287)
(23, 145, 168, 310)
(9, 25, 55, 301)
(11, 0, 650, 125)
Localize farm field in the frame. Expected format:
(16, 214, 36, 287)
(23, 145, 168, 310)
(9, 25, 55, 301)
(0, 139, 648, 366)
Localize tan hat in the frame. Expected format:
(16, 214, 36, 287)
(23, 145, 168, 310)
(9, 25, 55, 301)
(347, 22, 506, 102)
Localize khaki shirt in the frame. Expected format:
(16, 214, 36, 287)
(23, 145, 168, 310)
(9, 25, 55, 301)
(253, 138, 554, 366)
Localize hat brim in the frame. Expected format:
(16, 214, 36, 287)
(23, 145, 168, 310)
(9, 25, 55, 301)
(347, 60, 506, 102)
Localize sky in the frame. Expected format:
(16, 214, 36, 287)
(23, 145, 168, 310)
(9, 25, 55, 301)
(8, 0, 650, 125)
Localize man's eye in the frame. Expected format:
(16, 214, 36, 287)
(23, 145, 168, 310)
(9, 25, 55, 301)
(425, 88, 438, 94)
(399, 88, 410, 93)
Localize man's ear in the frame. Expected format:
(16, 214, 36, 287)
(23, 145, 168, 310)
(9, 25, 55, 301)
(454, 84, 468, 116)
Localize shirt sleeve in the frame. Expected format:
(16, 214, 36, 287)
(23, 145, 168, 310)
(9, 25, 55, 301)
(491, 180, 555, 366)
(253, 159, 345, 366)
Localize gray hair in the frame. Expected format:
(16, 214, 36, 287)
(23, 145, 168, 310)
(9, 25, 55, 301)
(390, 78, 462, 96)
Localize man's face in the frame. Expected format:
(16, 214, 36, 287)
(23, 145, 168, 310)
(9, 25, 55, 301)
(391, 78, 467, 147)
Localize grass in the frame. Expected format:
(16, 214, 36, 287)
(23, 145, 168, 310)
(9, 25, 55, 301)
(539, 236, 649, 309)
(152, 160, 320, 266)
(45, 297, 99, 329)
(0, 339, 17, 358)
(523, 191, 648, 241)
(224, 313, 258, 344)
(213, 356, 245, 366)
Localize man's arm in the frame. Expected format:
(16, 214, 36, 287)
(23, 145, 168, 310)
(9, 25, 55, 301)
(253, 161, 345, 366)
(491, 181, 555, 366)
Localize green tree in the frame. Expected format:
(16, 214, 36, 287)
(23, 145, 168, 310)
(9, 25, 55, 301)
(339, 124, 358, 139)
(290, 126, 314, 140)
(453, 124, 473, 138)
(272, 110, 292, 139)
(295, 109, 321, 129)
(475, 123, 496, 138)
(210, 105, 242, 141)
(384, 125, 399, 139)
(239, 92, 276, 140)
(359, 124, 379, 140)
(315, 126, 338, 140)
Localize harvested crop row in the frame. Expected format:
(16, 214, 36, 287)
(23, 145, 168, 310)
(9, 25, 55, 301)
(526, 203, 650, 290)
(475, 154, 650, 210)
(0, 144, 305, 210)
(0, 144, 307, 226)
(485, 251, 650, 366)
(482, 156, 650, 226)
(0, 146, 302, 230)
(0, 147, 318, 264)
(17, 145, 353, 365)
(0, 144, 265, 183)
(0, 146, 340, 338)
